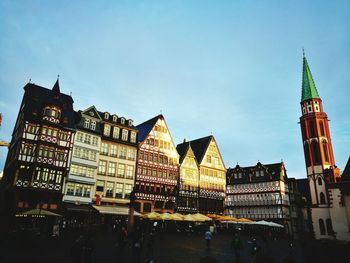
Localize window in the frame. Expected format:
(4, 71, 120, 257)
(311, 141, 321, 164)
(124, 184, 132, 199)
(130, 131, 136, 143)
(121, 118, 125, 125)
(322, 141, 329, 162)
(75, 184, 83, 196)
(115, 183, 123, 198)
(56, 171, 62, 184)
(127, 148, 136, 160)
(326, 219, 334, 236)
(27, 123, 38, 134)
(126, 166, 134, 179)
(319, 121, 325, 136)
(90, 151, 97, 161)
(106, 182, 114, 197)
(100, 143, 109, 155)
(104, 124, 111, 136)
(84, 118, 90, 128)
(83, 185, 91, 197)
(304, 143, 311, 166)
(122, 129, 128, 141)
(112, 115, 118, 122)
(319, 219, 326, 235)
(108, 162, 116, 176)
(104, 113, 109, 120)
(128, 120, 133, 126)
(84, 134, 91, 144)
(90, 120, 96, 130)
(76, 132, 84, 142)
(96, 180, 104, 192)
(309, 121, 316, 138)
(113, 127, 120, 139)
(98, 160, 107, 174)
(117, 164, 125, 178)
(318, 177, 322, 186)
(66, 183, 75, 195)
(320, 192, 326, 204)
(206, 155, 211, 163)
(110, 145, 118, 157)
(92, 136, 98, 146)
(119, 146, 127, 159)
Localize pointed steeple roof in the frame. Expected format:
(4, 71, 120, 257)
(52, 78, 60, 95)
(301, 54, 320, 102)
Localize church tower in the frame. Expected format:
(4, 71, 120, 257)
(299, 54, 343, 239)
(299, 53, 340, 207)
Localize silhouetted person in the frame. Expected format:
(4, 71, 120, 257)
(118, 226, 128, 249)
(232, 232, 243, 262)
(204, 229, 212, 250)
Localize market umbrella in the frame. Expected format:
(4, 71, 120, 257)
(142, 212, 161, 220)
(192, 213, 212, 221)
(183, 214, 196, 222)
(19, 208, 62, 217)
(236, 218, 253, 223)
(217, 215, 238, 222)
(206, 214, 221, 220)
(171, 213, 184, 221)
(159, 212, 172, 221)
(253, 220, 283, 227)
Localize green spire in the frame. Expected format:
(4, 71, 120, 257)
(301, 53, 320, 101)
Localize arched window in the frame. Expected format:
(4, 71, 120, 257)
(320, 192, 326, 204)
(304, 143, 311, 166)
(309, 121, 316, 138)
(311, 140, 321, 164)
(322, 141, 329, 162)
(326, 219, 334, 236)
(318, 177, 322, 186)
(319, 121, 325, 136)
(319, 219, 326, 235)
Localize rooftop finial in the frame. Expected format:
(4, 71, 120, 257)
(29, 78, 31, 83)
(302, 48, 305, 58)
(57, 74, 60, 80)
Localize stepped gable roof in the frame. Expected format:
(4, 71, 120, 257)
(301, 54, 320, 102)
(22, 81, 76, 129)
(136, 114, 162, 143)
(227, 161, 286, 184)
(184, 135, 213, 164)
(176, 141, 191, 164)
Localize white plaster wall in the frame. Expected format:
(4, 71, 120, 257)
(311, 207, 332, 239)
(329, 188, 350, 241)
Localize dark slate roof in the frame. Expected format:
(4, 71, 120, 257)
(176, 141, 190, 164)
(227, 162, 287, 184)
(341, 157, 350, 182)
(177, 136, 212, 164)
(22, 81, 76, 130)
(96, 110, 136, 129)
(136, 114, 162, 143)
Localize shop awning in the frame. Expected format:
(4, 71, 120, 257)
(92, 205, 142, 216)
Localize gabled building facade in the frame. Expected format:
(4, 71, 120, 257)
(94, 110, 138, 209)
(176, 141, 200, 213)
(2, 80, 76, 215)
(135, 115, 179, 213)
(63, 106, 101, 206)
(226, 162, 291, 231)
(178, 136, 226, 214)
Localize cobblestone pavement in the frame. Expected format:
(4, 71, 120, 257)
(0, 229, 347, 263)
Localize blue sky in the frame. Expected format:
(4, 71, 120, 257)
(0, 0, 349, 178)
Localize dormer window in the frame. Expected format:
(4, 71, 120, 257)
(84, 118, 90, 128)
(113, 115, 118, 122)
(104, 113, 109, 120)
(91, 120, 96, 130)
(121, 118, 125, 125)
(43, 106, 61, 123)
(128, 120, 133, 126)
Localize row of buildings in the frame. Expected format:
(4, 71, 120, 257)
(0, 55, 349, 240)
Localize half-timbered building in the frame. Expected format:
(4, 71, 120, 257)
(176, 141, 200, 213)
(226, 162, 291, 230)
(135, 115, 179, 213)
(177, 136, 226, 214)
(62, 106, 101, 211)
(2, 80, 76, 215)
(93, 110, 138, 214)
